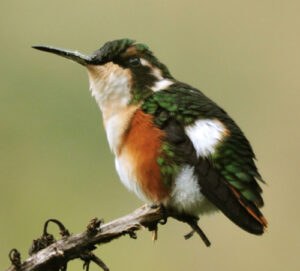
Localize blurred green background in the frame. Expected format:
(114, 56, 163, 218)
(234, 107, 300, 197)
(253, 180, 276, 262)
(1, 1, 299, 270)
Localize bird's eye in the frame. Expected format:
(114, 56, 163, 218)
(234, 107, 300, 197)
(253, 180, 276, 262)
(128, 57, 141, 67)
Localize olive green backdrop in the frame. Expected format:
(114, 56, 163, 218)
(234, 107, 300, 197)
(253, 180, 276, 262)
(1, 1, 299, 270)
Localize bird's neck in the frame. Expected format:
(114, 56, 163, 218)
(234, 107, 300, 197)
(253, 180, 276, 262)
(87, 63, 133, 110)
(102, 104, 141, 155)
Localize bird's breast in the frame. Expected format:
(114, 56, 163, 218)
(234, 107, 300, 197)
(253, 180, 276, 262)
(103, 105, 140, 154)
(115, 109, 170, 203)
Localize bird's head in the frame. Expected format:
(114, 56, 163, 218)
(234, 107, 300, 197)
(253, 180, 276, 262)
(33, 39, 174, 111)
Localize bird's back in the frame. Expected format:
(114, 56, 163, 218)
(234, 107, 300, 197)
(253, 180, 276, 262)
(141, 82, 267, 234)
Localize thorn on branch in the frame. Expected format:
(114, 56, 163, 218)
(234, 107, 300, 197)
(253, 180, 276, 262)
(87, 218, 103, 236)
(9, 249, 21, 269)
(126, 230, 137, 239)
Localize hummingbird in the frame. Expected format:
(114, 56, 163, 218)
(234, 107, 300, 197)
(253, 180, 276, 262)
(33, 39, 267, 238)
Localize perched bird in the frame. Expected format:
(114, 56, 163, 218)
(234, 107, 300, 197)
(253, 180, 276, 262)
(33, 39, 267, 239)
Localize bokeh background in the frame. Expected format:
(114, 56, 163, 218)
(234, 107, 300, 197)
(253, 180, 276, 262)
(1, 1, 299, 270)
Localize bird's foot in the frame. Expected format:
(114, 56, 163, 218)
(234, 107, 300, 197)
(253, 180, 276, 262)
(169, 212, 211, 247)
(149, 203, 168, 225)
(146, 204, 168, 241)
(184, 230, 195, 240)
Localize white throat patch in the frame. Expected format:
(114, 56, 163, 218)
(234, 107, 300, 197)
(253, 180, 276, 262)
(87, 63, 137, 154)
(87, 62, 132, 111)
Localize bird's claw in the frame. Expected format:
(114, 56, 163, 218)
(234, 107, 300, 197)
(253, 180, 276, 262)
(146, 204, 169, 241)
(158, 204, 168, 225)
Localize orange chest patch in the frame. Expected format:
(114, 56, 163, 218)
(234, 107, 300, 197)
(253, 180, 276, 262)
(119, 109, 170, 202)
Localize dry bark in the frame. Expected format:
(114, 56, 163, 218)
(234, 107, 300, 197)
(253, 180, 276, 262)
(6, 204, 210, 271)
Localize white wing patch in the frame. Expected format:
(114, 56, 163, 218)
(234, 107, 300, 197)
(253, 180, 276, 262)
(185, 119, 227, 157)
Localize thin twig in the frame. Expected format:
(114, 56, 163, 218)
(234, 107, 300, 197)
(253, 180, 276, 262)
(43, 219, 70, 238)
(8, 249, 21, 269)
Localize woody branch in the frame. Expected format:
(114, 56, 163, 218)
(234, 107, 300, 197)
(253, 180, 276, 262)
(6, 204, 210, 271)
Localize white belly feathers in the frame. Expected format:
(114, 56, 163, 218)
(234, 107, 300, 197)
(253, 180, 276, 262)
(169, 165, 217, 216)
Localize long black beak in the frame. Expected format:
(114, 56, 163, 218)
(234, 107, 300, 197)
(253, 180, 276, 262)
(32, 45, 92, 66)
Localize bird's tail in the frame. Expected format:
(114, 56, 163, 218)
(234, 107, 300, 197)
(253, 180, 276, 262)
(196, 162, 267, 234)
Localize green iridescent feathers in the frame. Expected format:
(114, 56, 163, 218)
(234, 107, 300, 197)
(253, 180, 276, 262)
(212, 136, 264, 206)
(91, 39, 136, 63)
(142, 85, 264, 206)
(157, 142, 183, 187)
(130, 88, 152, 105)
(142, 87, 224, 126)
(91, 39, 172, 78)
(130, 41, 172, 78)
